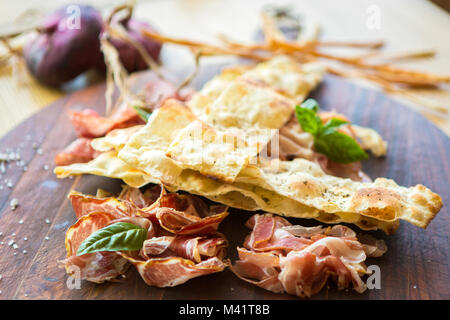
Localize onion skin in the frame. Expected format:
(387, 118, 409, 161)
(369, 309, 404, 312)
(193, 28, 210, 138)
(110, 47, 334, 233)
(24, 4, 103, 87)
(106, 18, 162, 73)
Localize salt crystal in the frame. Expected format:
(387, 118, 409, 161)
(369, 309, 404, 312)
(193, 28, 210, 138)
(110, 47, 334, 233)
(43, 165, 49, 171)
(8, 240, 14, 246)
(23, 166, 28, 172)
(6, 181, 13, 188)
(37, 148, 43, 155)
(8, 152, 16, 160)
(23, 237, 27, 241)
(10, 198, 19, 210)
(13, 252, 17, 256)
(45, 219, 50, 224)
(45, 236, 49, 240)
(23, 250, 27, 254)
(19, 220, 24, 224)
(413, 285, 417, 289)
(13, 244, 18, 249)
(0, 232, 3, 236)
(12, 233, 15, 236)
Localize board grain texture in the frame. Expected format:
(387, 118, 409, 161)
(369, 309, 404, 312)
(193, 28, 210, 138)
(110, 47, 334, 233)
(0, 65, 448, 300)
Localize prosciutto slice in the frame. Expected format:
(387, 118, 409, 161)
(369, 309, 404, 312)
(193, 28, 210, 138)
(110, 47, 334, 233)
(61, 212, 130, 283)
(55, 76, 194, 165)
(274, 112, 374, 182)
(54, 137, 101, 166)
(62, 184, 229, 286)
(231, 214, 387, 298)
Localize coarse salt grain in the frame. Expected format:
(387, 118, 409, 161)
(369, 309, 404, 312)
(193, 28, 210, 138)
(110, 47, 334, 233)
(45, 236, 49, 240)
(8, 240, 14, 246)
(13, 244, 18, 249)
(23, 237, 28, 241)
(10, 198, 19, 210)
(43, 165, 49, 170)
(23, 250, 27, 254)
(19, 220, 24, 224)
(37, 148, 43, 155)
(45, 219, 50, 224)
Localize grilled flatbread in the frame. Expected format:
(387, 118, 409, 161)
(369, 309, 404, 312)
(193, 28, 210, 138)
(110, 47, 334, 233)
(55, 55, 442, 233)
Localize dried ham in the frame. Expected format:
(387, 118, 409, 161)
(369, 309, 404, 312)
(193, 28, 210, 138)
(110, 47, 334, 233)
(274, 112, 380, 182)
(61, 212, 130, 283)
(55, 76, 194, 165)
(54, 137, 101, 166)
(62, 185, 229, 287)
(230, 214, 387, 298)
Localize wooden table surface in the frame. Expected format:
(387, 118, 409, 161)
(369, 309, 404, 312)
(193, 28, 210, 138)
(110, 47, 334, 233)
(0, 0, 449, 138)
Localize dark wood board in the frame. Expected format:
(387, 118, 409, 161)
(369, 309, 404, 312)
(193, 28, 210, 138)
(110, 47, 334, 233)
(0, 65, 448, 300)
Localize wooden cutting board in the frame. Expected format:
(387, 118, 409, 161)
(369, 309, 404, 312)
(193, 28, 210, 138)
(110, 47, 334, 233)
(0, 65, 448, 300)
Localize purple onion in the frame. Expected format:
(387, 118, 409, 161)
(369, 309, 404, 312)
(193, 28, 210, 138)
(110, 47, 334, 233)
(105, 18, 162, 73)
(24, 4, 103, 87)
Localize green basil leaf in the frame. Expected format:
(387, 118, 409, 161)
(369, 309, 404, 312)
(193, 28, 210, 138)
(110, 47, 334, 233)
(314, 130, 368, 164)
(295, 104, 323, 136)
(76, 222, 147, 256)
(323, 118, 349, 132)
(132, 105, 152, 122)
(301, 98, 320, 112)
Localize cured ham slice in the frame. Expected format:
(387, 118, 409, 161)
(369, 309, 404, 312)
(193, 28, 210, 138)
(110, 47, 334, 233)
(55, 75, 194, 165)
(118, 254, 227, 287)
(231, 214, 387, 298)
(54, 137, 101, 166)
(69, 107, 144, 139)
(275, 112, 378, 182)
(63, 184, 229, 286)
(61, 212, 130, 283)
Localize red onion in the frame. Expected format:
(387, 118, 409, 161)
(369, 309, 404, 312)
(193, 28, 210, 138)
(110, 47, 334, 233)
(103, 17, 162, 73)
(24, 4, 104, 87)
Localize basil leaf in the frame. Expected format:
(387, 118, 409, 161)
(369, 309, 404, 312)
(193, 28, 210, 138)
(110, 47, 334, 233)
(295, 104, 322, 136)
(314, 130, 368, 164)
(76, 222, 147, 256)
(323, 118, 349, 132)
(301, 98, 320, 112)
(132, 105, 152, 122)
